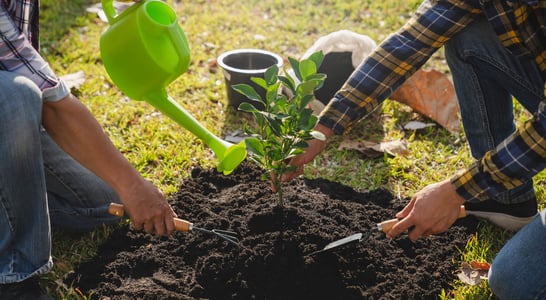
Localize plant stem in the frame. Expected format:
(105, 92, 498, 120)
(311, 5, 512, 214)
(276, 182, 283, 207)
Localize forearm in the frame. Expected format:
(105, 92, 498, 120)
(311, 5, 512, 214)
(42, 94, 144, 198)
(318, 0, 480, 135)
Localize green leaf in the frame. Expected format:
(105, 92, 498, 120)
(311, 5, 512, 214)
(244, 137, 265, 157)
(232, 84, 262, 102)
(299, 59, 317, 81)
(265, 82, 281, 104)
(264, 65, 279, 84)
(251, 77, 268, 90)
(296, 80, 320, 95)
(260, 173, 269, 181)
(266, 148, 283, 161)
(288, 148, 304, 157)
(253, 109, 281, 123)
(278, 75, 295, 93)
(307, 51, 324, 70)
(288, 57, 301, 81)
(264, 115, 283, 136)
(300, 95, 315, 110)
(273, 95, 288, 112)
(238, 102, 260, 113)
(306, 74, 327, 90)
(298, 110, 316, 130)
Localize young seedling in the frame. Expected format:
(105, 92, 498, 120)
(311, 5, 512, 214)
(232, 51, 326, 207)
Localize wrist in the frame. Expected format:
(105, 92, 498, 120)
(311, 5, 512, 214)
(314, 123, 334, 140)
(444, 179, 465, 205)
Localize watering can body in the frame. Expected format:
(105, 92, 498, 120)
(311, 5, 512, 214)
(100, 0, 190, 100)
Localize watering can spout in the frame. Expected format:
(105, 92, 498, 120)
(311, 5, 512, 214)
(145, 91, 247, 175)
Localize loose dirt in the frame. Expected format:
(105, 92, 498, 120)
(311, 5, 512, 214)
(66, 163, 478, 299)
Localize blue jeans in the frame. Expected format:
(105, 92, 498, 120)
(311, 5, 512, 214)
(488, 209, 546, 299)
(444, 16, 544, 204)
(0, 71, 120, 284)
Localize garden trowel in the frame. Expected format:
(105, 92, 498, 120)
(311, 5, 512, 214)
(108, 203, 240, 246)
(305, 205, 466, 256)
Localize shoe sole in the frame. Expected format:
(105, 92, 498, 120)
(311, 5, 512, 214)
(466, 210, 537, 231)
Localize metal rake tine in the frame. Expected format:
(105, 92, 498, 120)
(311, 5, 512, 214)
(361, 228, 375, 241)
(212, 229, 240, 245)
(211, 229, 238, 237)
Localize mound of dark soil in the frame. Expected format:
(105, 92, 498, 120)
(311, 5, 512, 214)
(66, 163, 478, 299)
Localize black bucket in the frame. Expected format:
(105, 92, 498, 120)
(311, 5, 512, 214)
(217, 49, 283, 110)
(314, 51, 355, 105)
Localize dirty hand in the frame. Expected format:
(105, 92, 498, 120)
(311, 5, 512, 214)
(120, 178, 177, 236)
(386, 179, 465, 241)
(280, 123, 333, 182)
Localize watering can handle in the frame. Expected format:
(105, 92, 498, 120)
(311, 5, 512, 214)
(168, 25, 191, 73)
(102, 0, 117, 23)
(102, 0, 143, 24)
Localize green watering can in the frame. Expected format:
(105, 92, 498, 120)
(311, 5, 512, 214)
(100, 0, 246, 175)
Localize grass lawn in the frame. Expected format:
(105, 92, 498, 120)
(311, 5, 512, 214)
(38, 0, 544, 299)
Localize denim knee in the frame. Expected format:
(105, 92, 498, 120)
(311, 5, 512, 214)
(0, 72, 52, 283)
(0, 71, 42, 125)
(488, 213, 546, 299)
(487, 258, 511, 299)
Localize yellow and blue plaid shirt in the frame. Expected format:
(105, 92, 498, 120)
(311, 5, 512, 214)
(318, 0, 545, 203)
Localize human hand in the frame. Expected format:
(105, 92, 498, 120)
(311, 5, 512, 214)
(119, 178, 177, 236)
(280, 123, 333, 182)
(386, 179, 465, 241)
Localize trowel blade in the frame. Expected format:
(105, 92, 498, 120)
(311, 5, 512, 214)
(306, 232, 363, 256)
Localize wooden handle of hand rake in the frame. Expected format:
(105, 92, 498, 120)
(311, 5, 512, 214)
(378, 205, 466, 234)
(108, 203, 192, 232)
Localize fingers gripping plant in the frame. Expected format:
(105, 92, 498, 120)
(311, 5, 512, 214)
(232, 51, 326, 207)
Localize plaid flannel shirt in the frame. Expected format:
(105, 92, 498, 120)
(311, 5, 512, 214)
(0, 0, 69, 101)
(318, 0, 546, 203)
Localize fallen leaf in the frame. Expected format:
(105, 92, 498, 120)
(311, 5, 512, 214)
(60, 71, 86, 90)
(457, 261, 489, 286)
(253, 34, 266, 41)
(470, 260, 491, 271)
(55, 260, 69, 272)
(403, 120, 436, 130)
(339, 139, 408, 158)
(224, 130, 247, 144)
(391, 69, 460, 133)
